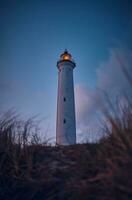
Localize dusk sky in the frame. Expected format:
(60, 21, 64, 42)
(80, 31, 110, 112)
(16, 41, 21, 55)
(1, 0, 132, 142)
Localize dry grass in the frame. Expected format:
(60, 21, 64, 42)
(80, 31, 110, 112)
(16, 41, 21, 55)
(0, 98, 132, 200)
(0, 65, 132, 199)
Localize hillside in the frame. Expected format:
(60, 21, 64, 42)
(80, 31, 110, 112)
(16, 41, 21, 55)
(0, 95, 132, 200)
(0, 135, 132, 199)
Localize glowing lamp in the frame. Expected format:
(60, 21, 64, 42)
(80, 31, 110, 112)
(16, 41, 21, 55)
(60, 49, 72, 61)
(63, 55, 71, 60)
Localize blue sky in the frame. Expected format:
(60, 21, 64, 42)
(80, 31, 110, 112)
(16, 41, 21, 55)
(1, 0, 132, 142)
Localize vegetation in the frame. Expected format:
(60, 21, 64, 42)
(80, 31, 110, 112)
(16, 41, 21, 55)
(0, 95, 132, 200)
(0, 65, 132, 199)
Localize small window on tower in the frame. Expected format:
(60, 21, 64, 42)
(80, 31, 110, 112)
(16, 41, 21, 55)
(63, 119, 66, 124)
(63, 97, 66, 101)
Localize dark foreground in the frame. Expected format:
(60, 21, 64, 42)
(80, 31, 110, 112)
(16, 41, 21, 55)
(0, 106, 132, 200)
(0, 139, 132, 200)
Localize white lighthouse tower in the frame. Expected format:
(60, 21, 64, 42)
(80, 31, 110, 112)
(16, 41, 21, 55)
(56, 50, 76, 145)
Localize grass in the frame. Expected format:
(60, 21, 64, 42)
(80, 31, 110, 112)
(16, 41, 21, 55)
(0, 62, 132, 199)
(0, 97, 132, 200)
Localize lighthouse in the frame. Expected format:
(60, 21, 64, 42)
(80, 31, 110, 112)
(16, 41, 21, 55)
(56, 50, 76, 145)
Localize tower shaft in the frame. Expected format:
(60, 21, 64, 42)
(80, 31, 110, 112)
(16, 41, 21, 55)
(56, 51, 76, 145)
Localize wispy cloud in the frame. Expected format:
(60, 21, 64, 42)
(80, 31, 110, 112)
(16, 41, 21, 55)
(97, 48, 132, 93)
(75, 47, 132, 141)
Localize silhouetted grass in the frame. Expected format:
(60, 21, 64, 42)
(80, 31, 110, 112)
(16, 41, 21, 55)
(0, 63, 132, 199)
(0, 98, 132, 200)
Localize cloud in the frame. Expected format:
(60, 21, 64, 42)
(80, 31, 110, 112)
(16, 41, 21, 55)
(97, 48, 132, 93)
(75, 84, 102, 142)
(75, 85, 101, 124)
(75, 47, 132, 141)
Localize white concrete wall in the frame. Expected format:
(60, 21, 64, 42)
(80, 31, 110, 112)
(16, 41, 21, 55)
(56, 61, 76, 145)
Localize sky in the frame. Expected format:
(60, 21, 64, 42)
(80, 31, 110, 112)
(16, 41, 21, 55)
(0, 0, 132, 143)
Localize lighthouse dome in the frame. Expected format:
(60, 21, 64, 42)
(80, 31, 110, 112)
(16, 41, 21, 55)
(57, 49, 76, 68)
(60, 49, 72, 61)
